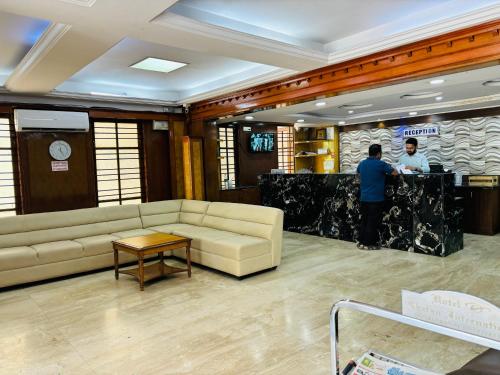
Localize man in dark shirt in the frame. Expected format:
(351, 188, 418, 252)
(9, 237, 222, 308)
(356, 144, 398, 250)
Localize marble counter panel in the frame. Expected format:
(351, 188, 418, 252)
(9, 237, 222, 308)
(259, 173, 463, 257)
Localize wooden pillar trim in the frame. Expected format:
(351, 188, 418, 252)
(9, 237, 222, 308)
(191, 20, 500, 120)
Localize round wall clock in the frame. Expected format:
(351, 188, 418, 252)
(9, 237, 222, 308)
(49, 140, 72, 161)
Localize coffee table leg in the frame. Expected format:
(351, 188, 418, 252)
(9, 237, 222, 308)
(138, 254, 144, 291)
(186, 242, 192, 278)
(113, 246, 119, 280)
(159, 251, 164, 276)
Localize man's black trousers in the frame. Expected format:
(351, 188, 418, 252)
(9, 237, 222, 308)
(359, 201, 384, 246)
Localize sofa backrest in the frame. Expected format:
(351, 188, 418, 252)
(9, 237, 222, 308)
(0, 205, 141, 248)
(202, 202, 280, 240)
(179, 200, 210, 226)
(139, 200, 182, 228)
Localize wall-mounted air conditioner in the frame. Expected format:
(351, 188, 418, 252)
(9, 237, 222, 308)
(14, 109, 90, 132)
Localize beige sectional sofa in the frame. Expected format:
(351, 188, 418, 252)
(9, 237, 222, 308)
(0, 200, 283, 288)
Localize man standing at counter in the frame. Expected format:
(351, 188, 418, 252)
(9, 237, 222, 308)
(399, 137, 430, 173)
(357, 144, 398, 250)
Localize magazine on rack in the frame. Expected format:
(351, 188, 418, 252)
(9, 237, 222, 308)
(344, 351, 442, 375)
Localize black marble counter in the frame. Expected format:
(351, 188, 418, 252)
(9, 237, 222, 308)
(258, 173, 463, 257)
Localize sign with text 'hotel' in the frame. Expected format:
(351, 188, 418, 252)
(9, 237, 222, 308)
(403, 127, 439, 137)
(402, 290, 500, 341)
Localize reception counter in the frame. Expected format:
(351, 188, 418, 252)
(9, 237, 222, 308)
(258, 173, 463, 257)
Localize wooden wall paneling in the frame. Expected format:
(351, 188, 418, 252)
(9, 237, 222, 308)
(16, 131, 97, 214)
(168, 120, 186, 198)
(182, 136, 205, 200)
(142, 122, 172, 202)
(219, 187, 261, 205)
(237, 123, 279, 186)
(191, 20, 500, 121)
(202, 120, 220, 202)
(457, 187, 500, 235)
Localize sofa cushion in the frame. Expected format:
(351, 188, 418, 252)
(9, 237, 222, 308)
(0, 246, 38, 271)
(74, 234, 120, 256)
(148, 223, 198, 234)
(139, 200, 182, 228)
(204, 235, 271, 260)
(179, 200, 210, 226)
(111, 228, 156, 239)
(31, 241, 84, 264)
(171, 227, 240, 249)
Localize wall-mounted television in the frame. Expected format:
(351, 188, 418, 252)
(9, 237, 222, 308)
(249, 133, 275, 152)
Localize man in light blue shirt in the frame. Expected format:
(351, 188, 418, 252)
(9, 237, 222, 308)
(399, 137, 430, 173)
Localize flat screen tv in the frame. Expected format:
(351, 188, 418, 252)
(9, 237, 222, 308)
(249, 133, 274, 152)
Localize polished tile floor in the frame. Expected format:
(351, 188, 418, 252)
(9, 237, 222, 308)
(0, 232, 498, 375)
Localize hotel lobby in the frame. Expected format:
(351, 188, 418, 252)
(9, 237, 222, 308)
(0, 1, 499, 374)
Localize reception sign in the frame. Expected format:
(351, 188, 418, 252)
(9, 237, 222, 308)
(403, 127, 439, 137)
(402, 290, 500, 340)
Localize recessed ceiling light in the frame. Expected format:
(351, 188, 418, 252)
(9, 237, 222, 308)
(130, 57, 187, 73)
(339, 103, 373, 109)
(348, 110, 354, 114)
(401, 91, 442, 100)
(339, 121, 346, 125)
(315, 102, 326, 107)
(430, 79, 445, 85)
(409, 111, 418, 116)
(435, 96, 443, 101)
(245, 116, 254, 120)
(297, 119, 305, 123)
(483, 79, 500, 86)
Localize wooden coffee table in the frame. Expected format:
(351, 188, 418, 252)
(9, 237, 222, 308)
(112, 233, 192, 291)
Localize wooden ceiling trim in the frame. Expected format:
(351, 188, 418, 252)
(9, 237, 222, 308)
(191, 19, 500, 120)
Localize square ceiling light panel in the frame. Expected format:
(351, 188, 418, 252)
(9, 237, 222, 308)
(130, 57, 187, 73)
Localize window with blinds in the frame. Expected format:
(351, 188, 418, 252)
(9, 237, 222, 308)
(218, 126, 237, 189)
(0, 118, 16, 217)
(94, 122, 143, 206)
(277, 126, 294, 173)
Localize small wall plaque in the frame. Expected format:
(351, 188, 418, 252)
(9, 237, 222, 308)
(51, 161, 69, 172)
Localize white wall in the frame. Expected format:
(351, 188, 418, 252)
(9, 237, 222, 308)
(340, 116, 500, 174)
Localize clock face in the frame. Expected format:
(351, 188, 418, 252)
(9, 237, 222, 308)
(49, 140, 72, 161)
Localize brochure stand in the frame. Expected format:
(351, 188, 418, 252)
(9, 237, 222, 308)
(330, 299, 500, 375)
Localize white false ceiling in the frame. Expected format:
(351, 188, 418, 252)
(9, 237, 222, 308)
(170, 0, 455, 45)
(0, 0, 499, 105)
(56, 37, 281, 102)
(0, 11, 49, 85)
(217, 65, 500, 126)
